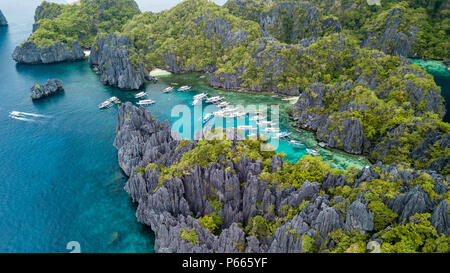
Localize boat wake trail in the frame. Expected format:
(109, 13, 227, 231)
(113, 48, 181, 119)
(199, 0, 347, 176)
(9, 111, 51, 122)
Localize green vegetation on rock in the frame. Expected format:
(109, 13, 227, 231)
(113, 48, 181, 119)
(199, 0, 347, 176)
(26, 0, 140, 48)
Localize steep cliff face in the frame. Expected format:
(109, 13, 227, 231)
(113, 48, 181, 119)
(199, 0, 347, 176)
(362, 8, 417, 57)
(115, 103, 449, 253)
(290, 53, 447, 168)
(89, 34, 145, 90)
(291, 82, 371, 154)
(226, 0, 341, 44)
(0, 10, 8, 26)
(161, 13, 252, 74)
(12, 41, 85, 64)
(209, 37, 318, 95)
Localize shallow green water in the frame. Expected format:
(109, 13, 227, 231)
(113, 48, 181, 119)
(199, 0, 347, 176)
(152, 73, 371, 170)
(410, 59, 450, 122)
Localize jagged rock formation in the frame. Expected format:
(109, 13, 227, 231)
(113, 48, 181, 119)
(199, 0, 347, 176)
(90, 34, 145, 90)
(163, 14, 250, 74)
(290, 60, 447, 170)
(363, 8, 417, 57)
(12, 41, 85, 64)
(226, 0, 341, 44)
(115, 103, 449, 253)
(209, 37, 318, 95)
(0, 9, 7, 26)
(30, 79, 64, 100)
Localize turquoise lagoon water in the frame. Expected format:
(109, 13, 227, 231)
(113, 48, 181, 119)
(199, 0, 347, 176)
(410, 59, 450, 122)
(3, 1, 448, 253)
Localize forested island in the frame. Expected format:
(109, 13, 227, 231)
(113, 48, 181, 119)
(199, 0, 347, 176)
(12, 0, 449, 253)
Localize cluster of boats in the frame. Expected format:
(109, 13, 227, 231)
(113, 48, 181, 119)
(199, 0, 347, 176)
(98, 85, 322, 157)
(98, 96, 121, 109)
(135, 92, 155, 106)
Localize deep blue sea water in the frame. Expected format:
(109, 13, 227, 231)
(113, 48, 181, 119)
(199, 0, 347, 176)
(0, 1, 154, 252)
(1, 1, 447, 253)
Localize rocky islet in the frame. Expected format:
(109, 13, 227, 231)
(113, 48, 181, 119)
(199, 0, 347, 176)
(30, 79, 64, 100)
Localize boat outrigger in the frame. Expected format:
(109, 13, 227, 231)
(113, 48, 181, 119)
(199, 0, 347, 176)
(218, 101, 230, 108)
(306, 148, 319, 156)
(289, 140, 304, 146)
(178, 86, 191, 91)
(194, 93, 208, 100)
(135, 92, 147, 99)
(206, 96, 223, 103)
(98, 96, 120, 109)
(237, 125, 256, 130)
(280, 132, 292, 138)
(137, 99, 155, 105)
(250, 115, 265, 121)
(163, 87, 174, 93)
(108, 96, 119, 103)
(98, 101, 112, 109)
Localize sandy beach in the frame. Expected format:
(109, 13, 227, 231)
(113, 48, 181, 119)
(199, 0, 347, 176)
(149, 68, 171, 77)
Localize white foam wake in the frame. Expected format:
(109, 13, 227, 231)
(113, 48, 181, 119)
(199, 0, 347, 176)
(9, 111, 50, 122)
(9, 115, 36, 122)
(10, 111, 49, 118)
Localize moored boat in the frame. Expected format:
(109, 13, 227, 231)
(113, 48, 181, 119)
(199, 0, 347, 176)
(193, 93, 208, 100)
(206, 96, 223, 103)
(306, 148, 319, 156)
(98, 101, 112, 109)
(218, 101, 230, 108)
(163, 87, 174, 93)
(289, 140, 304, 146)
(135, 92, 147, 99)
(178, 86, 191, 91)
(137, 99, 155, 105)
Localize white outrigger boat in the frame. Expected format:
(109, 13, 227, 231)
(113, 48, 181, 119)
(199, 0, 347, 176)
(262, 127, 280, 133)
(194, 93, 208, 100)
(137, 99, 155, 105)
(237, 125, 256, 130)
(218, 101, 230, 108)
(178, 86, 191, 91)
(282, 97, 298, 102)
(257, 120, 277, 127)
(192, 93, 208, 105)
(227, 111, 247, 118)
(306, 148, 319, 156)
(108, 96, 119, 103)
(98, 101, 113, 109)
(135, 92, 147, 99)
(289, 140, 304, 146)
(206, 96, 223, 103)
(98, 96, 120, 109)
(163, 87, 174, 93)
(250, 115, 265, 121)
